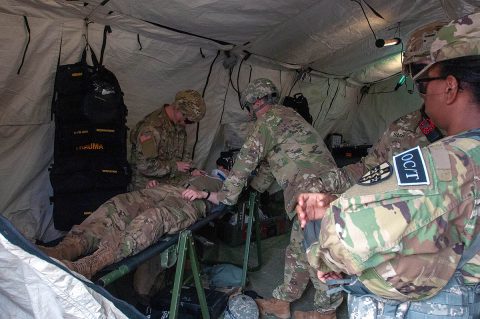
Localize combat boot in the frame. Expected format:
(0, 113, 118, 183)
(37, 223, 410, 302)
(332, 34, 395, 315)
(62, 247, 116, 279)
(255, 298, 290, 319)
(294, 310, 336, 319)
(38, 235, 88, 261)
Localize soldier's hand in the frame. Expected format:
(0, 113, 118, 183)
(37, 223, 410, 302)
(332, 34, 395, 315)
(182, 189, 205, 201)
(317, 270, 343, 283)
(146, 180, 159, 189)
(296, 193, 337, 228)
(190, 169, 207, 176)
(177, 161, 192, 172)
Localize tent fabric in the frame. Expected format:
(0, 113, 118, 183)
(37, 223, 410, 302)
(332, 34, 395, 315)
(0, 216, 145, 318)
(0, 1, 477, 316)
(0, 1, 477, 242)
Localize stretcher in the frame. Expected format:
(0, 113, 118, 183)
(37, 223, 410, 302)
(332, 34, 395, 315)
(97, 191, 263, 319)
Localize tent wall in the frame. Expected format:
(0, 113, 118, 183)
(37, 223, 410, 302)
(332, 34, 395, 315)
(0, 5, 445, 241)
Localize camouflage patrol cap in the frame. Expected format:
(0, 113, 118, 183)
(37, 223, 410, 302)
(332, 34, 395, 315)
(224, 294, 259, 319)
(174, 89, 206, 122)
(402, 20, 448, 74)
(414, 12, 480, 80)
(240, 78, 279, 111)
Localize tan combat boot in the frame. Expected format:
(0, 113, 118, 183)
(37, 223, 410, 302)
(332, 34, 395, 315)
(38, 235, 88, 261)
(62, 247, 116, 279)
(255, 298, 291, 319)
(293, 310, 336, 319)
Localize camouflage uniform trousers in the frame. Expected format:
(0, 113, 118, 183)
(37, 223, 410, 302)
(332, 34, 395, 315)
(272, 217, 343, 312)
(348, 272, 480, 319)
(69, 185, 205, 285)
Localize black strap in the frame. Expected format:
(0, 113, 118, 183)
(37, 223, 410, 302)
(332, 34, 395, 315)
(458, 233, 480, 270)
(50, 35, 63, 121)
(100, 25, 112, 66)
(191, 50, 220, 160)
(17, 16, 31, 75)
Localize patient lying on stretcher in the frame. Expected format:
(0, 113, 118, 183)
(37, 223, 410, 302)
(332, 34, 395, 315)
(38, 164, 229, 279)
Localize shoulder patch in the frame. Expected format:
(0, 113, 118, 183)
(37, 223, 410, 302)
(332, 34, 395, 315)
(139, 132, 157, 158)
(139, 133, 152, 144)
(358, 162, 393, 185)
(393, 146, 430, 186)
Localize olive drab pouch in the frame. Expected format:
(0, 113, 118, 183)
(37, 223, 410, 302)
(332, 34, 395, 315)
(282, 93, 313, 124)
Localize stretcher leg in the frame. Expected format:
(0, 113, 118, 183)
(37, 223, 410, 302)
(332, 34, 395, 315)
(170, 230, 210, 319)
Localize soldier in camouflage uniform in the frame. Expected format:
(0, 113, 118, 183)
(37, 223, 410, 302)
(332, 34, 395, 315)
(130, 89, 206, 190)
(39, 174, 223, 279)
(299, 21, 448, 285)
(298, 13, 480, 318)
(182, 78, 347, 319)
(341, 20, 448, 186)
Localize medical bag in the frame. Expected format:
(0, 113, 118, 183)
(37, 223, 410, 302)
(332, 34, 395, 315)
(282, 93, 313, 124)
(50, 26, 130, 231)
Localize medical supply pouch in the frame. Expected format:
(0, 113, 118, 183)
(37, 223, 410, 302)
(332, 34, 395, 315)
(54, 124, 127, 158)
(53, 45, 127, 125)
(52, 189, 123, 231)
(50, 157, 130, 194)
(50, 27, 130, 230)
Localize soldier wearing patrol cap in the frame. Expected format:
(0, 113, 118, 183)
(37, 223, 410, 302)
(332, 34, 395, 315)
(297, 12, 480, 318)
(182, 78, 348, 319)
(130, 89, 206, 190)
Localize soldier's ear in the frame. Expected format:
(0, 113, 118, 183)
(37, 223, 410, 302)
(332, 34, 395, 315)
(445, 75, 459, 104)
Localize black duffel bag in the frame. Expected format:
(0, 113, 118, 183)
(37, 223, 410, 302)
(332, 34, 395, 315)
(282, 93, 313, 124)
(53, 43, 127, 125)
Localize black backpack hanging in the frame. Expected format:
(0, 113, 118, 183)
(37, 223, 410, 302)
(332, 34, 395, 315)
(50, 26, 131, 231)
(282, 93, 313, 124)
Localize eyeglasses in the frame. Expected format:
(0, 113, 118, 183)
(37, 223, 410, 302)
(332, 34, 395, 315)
(414, 77, 446, 94)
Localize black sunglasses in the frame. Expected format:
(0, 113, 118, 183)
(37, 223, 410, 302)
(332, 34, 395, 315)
(414, 77, 446, 94)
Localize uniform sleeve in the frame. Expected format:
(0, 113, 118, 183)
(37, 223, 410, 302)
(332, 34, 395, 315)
(310, 143, 476, 276)
(133, 125, 178, 178)
(217, 119, 274, 205)
(341, 129, 392, 184)
(250, 160, 276, 193)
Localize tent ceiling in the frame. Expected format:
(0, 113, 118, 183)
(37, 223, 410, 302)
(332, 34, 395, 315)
(4, 0, 479, 79)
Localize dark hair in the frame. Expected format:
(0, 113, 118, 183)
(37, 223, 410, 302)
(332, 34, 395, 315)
(437, 55, 480, 103)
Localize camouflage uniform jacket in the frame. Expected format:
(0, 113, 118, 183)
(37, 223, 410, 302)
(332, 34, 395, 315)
(307, 129, 480, 301)
(217, 105, 346, 215)
(130, 107, 191, 190)
(341, 109, 430, 187)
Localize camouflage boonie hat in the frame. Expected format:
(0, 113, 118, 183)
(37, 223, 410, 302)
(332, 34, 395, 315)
(224, 294, 259, 319)
(414, 12, 480, 80)
(402, 20, 448, 75)
(174, 89, 206, 122)
(240, 78, 279, 111)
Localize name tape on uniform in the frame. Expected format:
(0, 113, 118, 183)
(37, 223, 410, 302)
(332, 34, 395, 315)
(393, 146, 430, 186)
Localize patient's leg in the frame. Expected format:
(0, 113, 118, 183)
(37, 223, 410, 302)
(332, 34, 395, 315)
(39, 191, 153, 261)
(62, 191, 204, 279)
